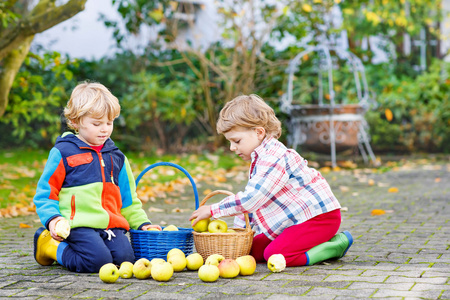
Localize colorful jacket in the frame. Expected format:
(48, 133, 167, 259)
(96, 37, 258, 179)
(33, 132, 151, 231)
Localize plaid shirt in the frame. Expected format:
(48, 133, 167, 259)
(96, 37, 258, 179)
(210, 137, 341, 240)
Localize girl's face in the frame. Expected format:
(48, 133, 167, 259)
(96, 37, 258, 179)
(224, 127, 266, 161)
(74, 115, 114, 146)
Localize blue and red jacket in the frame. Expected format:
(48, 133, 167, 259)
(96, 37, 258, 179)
(33, 132, 151, 231)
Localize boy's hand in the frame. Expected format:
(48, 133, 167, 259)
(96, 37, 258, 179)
(189, 205, 212, 226)
(142, 224, 162, 231)
(48, 217, 65, 242)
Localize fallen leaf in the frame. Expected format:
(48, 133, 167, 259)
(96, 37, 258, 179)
(371, 209, 386, 216)
(19, 223, 32, 228)
(368, 179, 375, 186)
(203, 189, 212, 195)
(388, 187, 399, 193)
(435, 178, 441, 182)
(339, 186, 350, 192)
(148, 207, 164, 213)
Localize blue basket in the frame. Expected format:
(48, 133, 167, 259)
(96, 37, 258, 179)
(129, 162, 199, 261)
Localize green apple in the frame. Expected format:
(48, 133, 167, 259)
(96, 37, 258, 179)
(163, 224, 179, 231)
(99, 263, 119, 283)
(198, 264, 220, 282)
(151, 261, 174, 282)
(167, 248, 185, 260)
(118, 261, 134, 279)
(267, 254, 286, 273)
(55, 218, 70, 239)
(191, 218, 210, 232)
(186, 253, 204, 271)
(235, 255, 256, 276)
(205, 254, 225, 266)
(132, 258, 152, 279)
(168, 254, 187, 272)
(151, 258, 166, 265)
(208, 219, 228, 233)
(217, 258, 240, 278)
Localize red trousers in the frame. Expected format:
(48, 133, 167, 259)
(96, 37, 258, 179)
(250, 209, 341, 267)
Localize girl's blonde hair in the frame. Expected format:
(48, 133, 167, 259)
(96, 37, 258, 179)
(64, 82, 120, 130)
(217, 94, 282, 138)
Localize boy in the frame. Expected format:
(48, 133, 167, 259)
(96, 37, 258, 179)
(190, 94, 353, 266)
(33, 82, 161, 273)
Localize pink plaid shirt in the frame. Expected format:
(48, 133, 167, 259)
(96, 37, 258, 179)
(210, 137, 341, 240)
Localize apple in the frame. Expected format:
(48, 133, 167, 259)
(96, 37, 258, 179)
(218, 259, 240, 278)
(168, 254, 187, 272)
(198, 264, 220, 282)
(118, 261, 134, 279)
(267, 254, 286, 273)
(147, 228, 161, 231)
(186, 253, 204, 271)
(191, 218, 210, 232)
(226, 229, 235, 233)
(163, 225, 179, 231)
(235, 255, 256, 276)
(133, 258, 152, 279)
(205, 254, 225, 266)
(208, 219, 228, 233)
(99, 263, 120, 283)
(151, 258, 166, 265)
(55, 218, 70, 239)
(167, 248, 185, 260)
(151, 261, 174, 282)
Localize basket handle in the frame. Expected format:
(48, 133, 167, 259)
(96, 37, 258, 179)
(135, 162, 199, 209)
(199, 190, 251, 232)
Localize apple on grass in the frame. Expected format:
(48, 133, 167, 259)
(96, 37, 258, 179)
(191, 218, 210, 232)
(151, 261, 174, 281)
(267, 254, 286, 273)
(163, 224, 179, 231)
(205, 254, 225, 266)
(133, 258, 152, 279)
(208, 219, 228, 233)
(235, 255, 256, 276)
(99, 263, 120, 283)
(118, 261, 134, 279)
(198, 264, 220, 282)
(186, 253, 204, 271)
(218, 259, 240, 278)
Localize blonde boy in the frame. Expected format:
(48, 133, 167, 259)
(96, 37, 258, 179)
(33, 82, 160, 273)
(191, 94, 353, 266)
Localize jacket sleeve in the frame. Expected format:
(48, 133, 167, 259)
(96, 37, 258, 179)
(119, 156, 151, 229)
(33, 148, 65, 229)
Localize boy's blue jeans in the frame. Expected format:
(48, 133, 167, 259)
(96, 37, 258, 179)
(57, 227, 135, 273)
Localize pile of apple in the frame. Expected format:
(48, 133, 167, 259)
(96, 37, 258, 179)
(191, 218, 233, 233)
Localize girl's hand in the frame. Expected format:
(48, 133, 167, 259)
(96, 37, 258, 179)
(189, 205, 212, 226)
(142, 224, 162, 231)
(48, 217, 65, 242)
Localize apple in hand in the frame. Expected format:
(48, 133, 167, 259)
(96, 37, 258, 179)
(205, 254, 225, 266)
(151, 261, 174, 282)
(163, 224, 179, 231)
(118, 261, 134, 279)
(99, 263, 120, 283)
(218, 259, 240, 278)
(133, 258, 152, 279)
(267, 254, 286, 273)
(208, 219, 228, 233)
(235, 255, 256, 276)
(198, 264, 220, 282)
(186, 253, 204, 271)
(191, 218, 210, 232)
(55, 218, 71, 239)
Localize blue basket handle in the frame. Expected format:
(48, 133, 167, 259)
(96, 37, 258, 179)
(135, 162, 199, 209)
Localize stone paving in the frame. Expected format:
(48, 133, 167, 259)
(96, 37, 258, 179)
(0, 157, 449, 299)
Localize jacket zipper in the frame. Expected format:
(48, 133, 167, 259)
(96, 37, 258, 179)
(70, 195, 75, 225)
(110, 155, 115, 185)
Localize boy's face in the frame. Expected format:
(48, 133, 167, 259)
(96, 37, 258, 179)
(74, 115, 114, 146)
(224, 127, 265, 161)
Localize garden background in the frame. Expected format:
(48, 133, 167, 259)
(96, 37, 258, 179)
(1, 0, 449, 217)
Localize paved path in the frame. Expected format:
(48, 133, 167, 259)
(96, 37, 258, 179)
(0, 157, 449, 299)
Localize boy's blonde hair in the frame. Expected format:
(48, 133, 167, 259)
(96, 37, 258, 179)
(217, 94, 282, 138)
(64, 82, 120, 130)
